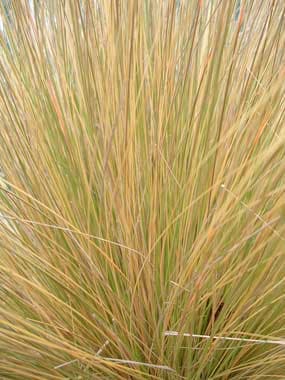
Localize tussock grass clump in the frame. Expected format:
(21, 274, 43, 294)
(0, 1, 285, 379)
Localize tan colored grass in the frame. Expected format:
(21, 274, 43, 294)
(0, 0, 285, 379)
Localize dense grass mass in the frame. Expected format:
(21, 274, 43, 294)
(0, 0, 285, 378)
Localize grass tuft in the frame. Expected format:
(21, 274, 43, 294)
(0, 1, 285, 379)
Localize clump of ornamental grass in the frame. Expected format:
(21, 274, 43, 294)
(0, 0, 285, 379)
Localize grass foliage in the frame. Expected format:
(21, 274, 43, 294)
(0, 0, 285, 378)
